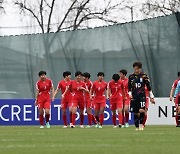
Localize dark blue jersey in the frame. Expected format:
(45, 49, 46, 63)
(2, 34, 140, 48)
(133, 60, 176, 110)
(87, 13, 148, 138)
(128, 72, 151, 99)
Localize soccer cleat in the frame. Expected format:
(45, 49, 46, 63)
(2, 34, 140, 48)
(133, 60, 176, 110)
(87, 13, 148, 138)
(71, 125, 75, 128)
(135, 128, 139, 131)
(85, 125, 92, 128)
(80, 125, 84, 128)
(98, 125, 103, 129)
(95, 124, 99, 128)
(119, 124, 122, 128)
(113, 125, 117, 128)
(70, 123, 72, 127)
(63, 125, 68, 128)
(46, 122, 51, 129)
(40, 125, 44, 129)
(125, 123, 129, 128)
(139, 124, 144, 131)
(176, 125, 180, 127)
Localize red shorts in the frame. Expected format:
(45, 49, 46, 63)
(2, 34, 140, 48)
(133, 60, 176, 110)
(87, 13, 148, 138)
(61, 98, 71, 110)
(145, 97, 150, 109)
(110, 101, 123, 110)
(94, 103, 106, 110)
(71, 98, 85, 110)
(123, 97, 130, 107)
(37, 95, 51, 109)
(85, 99, 93, 109)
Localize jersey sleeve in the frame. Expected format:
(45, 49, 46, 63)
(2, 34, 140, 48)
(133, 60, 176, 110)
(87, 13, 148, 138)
(143, 73, 152, 91)
(36, 82, 39, 90)
(57, 81, 62, 89)
(107, 81, 111, 89)
(172, 80, 177, 89)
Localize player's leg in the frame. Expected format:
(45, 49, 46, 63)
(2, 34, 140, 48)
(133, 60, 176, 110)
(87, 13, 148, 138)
(176, 94, 180, 127)
(79, 101, 84, 128)
(142, 97, 149, 127)
(139, 97, 146, 130)
(117, 102, 123, 128)
(124, 98, 130, 128)
(44, 100, 51, 128)
(99, 102, 105, 128)
(94, 103, 100, 128)
(131, 99, 139, 130)
(71, 101, 78, 128)
(61, 99, 68, 128)
(86, 100, 92, 127)
(110, 103, 117, 128)
(69, 105, 72, 127)
(39, 107, 44, 128)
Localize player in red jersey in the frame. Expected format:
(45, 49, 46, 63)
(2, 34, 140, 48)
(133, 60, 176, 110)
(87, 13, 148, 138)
(67, 71, 89, 128)
(91, 72, 107, 128)
(170, 71, 180, 126)
(107, 74, 124, 128)
(83, 72, 97, 128)
(119, 69, 130, 128)
(35, 71, 54, 129)
(142, 86, 155, 127)
(52, 71, 72, 128)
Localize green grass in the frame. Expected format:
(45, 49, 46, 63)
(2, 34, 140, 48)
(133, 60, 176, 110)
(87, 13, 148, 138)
(0, 125, 179, 154)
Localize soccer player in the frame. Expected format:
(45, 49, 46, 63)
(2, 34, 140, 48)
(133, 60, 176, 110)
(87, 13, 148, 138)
(67, 71, 89, 128)
(52, 71, 72, 128)
(35, 71, 54, 129)
(83, 72, 97, 128)
(107, 74, 124, 128)
(174, 79, 180, 127)
(170, 71, 180, 126)
(119, 69, 130, 128)
(128, 62, 154, 130)
(91, 72, 107, 128)
(142, 86, 155, 127)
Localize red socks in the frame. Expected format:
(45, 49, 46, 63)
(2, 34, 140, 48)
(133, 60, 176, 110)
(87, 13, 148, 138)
(143, 114, 147, 126)
(118, 113, 123, 125)
(176, 114, 179, 126)
(112, 114, 116, 126)
(80, 114, 84, 125)
(70, 112, 72, 124)
(88, 114, 92, 126)
(92, 114, 97, 124)
(63, 114, 67, 126)
(39, 114, 44, 125)
(122, 113, 125, 125)
(125, 113, 129, 123)
(95, 115, 100, 122)
(72, 114, 76, 125)
(45, 114, 50, 123)
(100, 114, 104, 126)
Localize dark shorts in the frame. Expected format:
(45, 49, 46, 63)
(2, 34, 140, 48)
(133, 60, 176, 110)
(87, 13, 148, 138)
(130, 97, 146, 113)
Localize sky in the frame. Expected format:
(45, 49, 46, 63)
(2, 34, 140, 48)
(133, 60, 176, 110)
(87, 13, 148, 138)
(0, 0, 169, 36)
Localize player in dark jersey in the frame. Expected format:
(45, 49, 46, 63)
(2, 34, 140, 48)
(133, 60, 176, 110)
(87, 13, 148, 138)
(128, 62, 154, 130)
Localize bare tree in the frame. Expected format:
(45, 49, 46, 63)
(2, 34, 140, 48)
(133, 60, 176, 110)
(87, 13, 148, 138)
(142, 0, 180, 17)
(14, 0, 128, 33)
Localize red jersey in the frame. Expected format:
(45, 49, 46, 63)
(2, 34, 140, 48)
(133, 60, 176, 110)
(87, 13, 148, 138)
(172, 79, 180, 89)
(57, 80, 72, 99)
(145, 86, 149, 97)
(84, 80, 92, 100)
(120, 78, 129, 98)
(70, 80, 86, 100)
(36, 78, 53, 95)
(108, 80, 124, 101)
(92, 80, 107, 100)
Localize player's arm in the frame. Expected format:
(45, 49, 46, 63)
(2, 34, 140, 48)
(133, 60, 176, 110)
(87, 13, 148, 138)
(128, 75, 133, 98)
(51, 85, 55, 101)
(143, 74, 154, 100)
(34, 87, 39, 106)
(170, 87, 175, 101)
(52, 88, 59, 101)
(174, 83, 180, 98)
(107, 83, 111, 100)
(90, 85, 94, 100)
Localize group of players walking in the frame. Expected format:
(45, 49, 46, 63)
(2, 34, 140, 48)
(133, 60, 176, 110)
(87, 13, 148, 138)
(35, 61, 156, 130)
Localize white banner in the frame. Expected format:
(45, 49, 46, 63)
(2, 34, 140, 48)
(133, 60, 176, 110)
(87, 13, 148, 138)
(147, 98, 176, 125)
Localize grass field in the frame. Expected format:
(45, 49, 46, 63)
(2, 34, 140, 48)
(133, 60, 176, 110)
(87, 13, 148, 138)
(0, 125, 179, 154)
